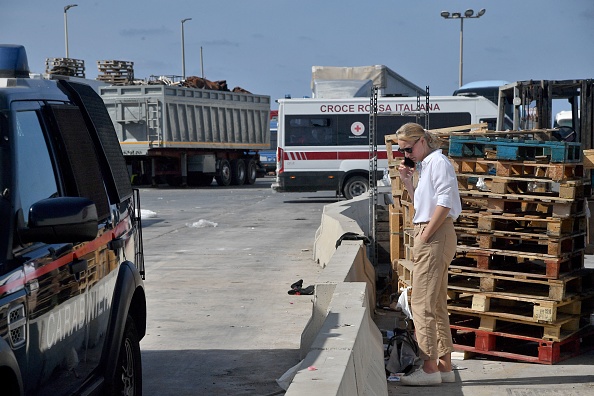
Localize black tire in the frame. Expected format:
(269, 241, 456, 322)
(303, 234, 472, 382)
(215, 159, 232, 186)
(113, 315, 142, 396)
(230, 159, 246, 186)
(245, 159, 257, 185)
(342, 176, 369, 200)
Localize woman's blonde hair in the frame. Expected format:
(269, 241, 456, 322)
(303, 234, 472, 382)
(396, 122, 442, 150)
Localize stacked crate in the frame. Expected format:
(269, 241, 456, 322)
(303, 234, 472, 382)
(447, 130, 594, 364)
(45, 57, 85, 78)
(386, 127, 594, 364)
(385, 135, 414, 294)
(97, 60, 135, 85)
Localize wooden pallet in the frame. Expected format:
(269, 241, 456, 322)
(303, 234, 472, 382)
(459, 192, 585, 218)
(45, 57, 86, 77)
(457, 211, 586, 237)
(450, 319, 594, 364)
(450, 158, 584, 182)
(456, 230, 587, 257)
(449, 136, 582, 163)
(450, 250, 584, 279)
(389, 204, 405, 262)
(449, 312, 584, 343)
(457, 175, 584, 200)
(447, 289, 588, 324)
(448, 268, 593, 301)
(396, 259, 414, 286)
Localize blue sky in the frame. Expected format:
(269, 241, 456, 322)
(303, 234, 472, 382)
(2, 0, 593, 110)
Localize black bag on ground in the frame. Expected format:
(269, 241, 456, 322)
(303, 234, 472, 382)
(385, 328, 420, 375)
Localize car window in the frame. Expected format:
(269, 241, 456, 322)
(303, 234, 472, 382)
(15, 110, 58, 223)
(0, 112, 8, 194)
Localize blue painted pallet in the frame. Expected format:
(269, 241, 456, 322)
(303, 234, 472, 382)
(449, 137, 582, 163)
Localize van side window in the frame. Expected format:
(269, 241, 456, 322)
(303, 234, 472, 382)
(15, 111, 58, 224)
(286, 116, 335, 146)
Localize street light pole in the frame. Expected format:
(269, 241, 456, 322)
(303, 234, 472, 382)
(441, 8, 486, 87)
(181, 18, 192, 80)
(64, 4, 78, 58)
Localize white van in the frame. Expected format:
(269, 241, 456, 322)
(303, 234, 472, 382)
(272, 95, 501, 199)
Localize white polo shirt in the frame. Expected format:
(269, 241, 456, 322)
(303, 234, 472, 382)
(413, 149, 462, 224)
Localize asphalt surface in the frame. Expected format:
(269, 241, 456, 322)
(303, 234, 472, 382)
(137, 178, 594, 395)
(138, 178, 334, 395)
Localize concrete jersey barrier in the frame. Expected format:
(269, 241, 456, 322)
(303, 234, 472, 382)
(284, 194, 389, 396)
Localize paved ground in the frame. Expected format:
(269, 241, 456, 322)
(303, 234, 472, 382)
(137, 178, 594, 395)
(386, 351, 594, 396)
(138, 179, 333, 395)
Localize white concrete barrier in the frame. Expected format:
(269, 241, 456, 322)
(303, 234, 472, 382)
(313, 193, 370, 268)
(286, 282, 387, 396)
(284, 195, 389, 396)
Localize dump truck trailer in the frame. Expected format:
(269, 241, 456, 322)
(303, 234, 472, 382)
(100, 84, 271, 186)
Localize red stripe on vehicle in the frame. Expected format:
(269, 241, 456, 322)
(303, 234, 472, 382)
(282, 151, 390, 160)
(0, 220, 130, 295)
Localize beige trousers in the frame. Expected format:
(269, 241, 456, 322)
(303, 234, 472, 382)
(411, 217, 457, 361)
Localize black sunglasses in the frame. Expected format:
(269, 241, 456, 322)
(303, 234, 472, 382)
(397, 138, 420, 154)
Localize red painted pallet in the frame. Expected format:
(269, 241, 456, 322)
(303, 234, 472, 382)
(451, 322, 594, 364)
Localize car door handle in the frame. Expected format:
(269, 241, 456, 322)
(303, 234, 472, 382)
(69, 258, 88, 275)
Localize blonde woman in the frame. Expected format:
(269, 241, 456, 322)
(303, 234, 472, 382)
(396, 122, 461, 386)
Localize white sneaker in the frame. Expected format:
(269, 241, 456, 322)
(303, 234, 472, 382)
(441, 370, 455, 383)
(400, 368, 442, 386)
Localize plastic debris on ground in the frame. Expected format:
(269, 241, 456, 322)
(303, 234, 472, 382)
(187, 219, 218, 228)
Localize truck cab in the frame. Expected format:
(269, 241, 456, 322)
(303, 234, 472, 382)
(0, 45, 146, 395)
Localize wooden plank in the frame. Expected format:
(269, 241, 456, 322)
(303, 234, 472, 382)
(449, 312, 583, 343)
(428, 123, 488, 135)
(456, 230, 587, 257)
(450, 316, 594, 364)
(584, 149, 594, 169)
(389, 205, 405, 262)
(448, 291, 582, 324)
(457, 211, 586, 237)
(456, 174, 584, 200)
(448, 268, 591, 301)
(450, 249, 584, 279)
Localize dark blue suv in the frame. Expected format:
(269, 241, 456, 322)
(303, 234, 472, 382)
(0, 45, 146, 395)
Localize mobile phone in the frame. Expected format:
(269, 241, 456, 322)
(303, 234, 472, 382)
(403, 157, 415, 168)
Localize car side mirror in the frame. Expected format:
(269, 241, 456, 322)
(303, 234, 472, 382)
(19, 197, 98, 244)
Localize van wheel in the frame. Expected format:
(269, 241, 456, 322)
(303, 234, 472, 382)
(246, 159, 257, 185)
(343, 176, 368, 200)
(215, 159, 232, 186)
(113, 315, 142, 396)
(230, 159, 246, 185)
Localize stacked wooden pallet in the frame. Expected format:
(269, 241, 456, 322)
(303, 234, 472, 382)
(386, 126, 594, 364)
(448, 130, 594, 364)
(45, 57, 85, 77)
(385, 134, 413, 294)
(96, 60, 134, 85)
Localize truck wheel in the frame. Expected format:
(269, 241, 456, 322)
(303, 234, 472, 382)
(343, 176, 368, 200)
(215, 159, 232, 186)
(230, 159, 246, 186)
(113, 315, 142, 396)
(246, 159, 257, 185)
